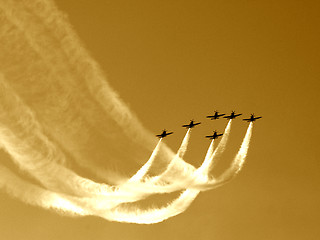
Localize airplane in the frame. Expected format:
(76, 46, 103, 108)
(182, 120, 201, 129)
(156, 129, 173, 138)
(243, 114, 262, 122)
(206, 111, 225, 120)
(223, 111, 242, 119)
(205, 130, 223, 140)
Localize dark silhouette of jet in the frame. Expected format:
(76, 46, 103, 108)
(156, 129, 173, 138)
(223, 111, 242, 119)
(206, 130, 223, 140)
(182, 120, 201, 129)
(206, 111, 225, 120)
(243, 114, 262, 122)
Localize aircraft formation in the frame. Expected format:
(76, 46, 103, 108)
(156, 111, 261, 138)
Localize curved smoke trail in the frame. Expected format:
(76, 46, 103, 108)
(0, 0, 255, 224)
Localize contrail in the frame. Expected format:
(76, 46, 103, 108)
(0, 78, 134, 200)
(0, 165, 87, 216)
(14, 0, 193, 176)
(0, 0, 136, 185)
(151, 128, 192, 183)
(218, 122, 253, 182)
(128, 139, 162, 182)
(193, 122, 253, 191)
(1, 0, 198, 187)
(197, 120, 232, 176)
(102, 138, 219, 224)
(0, 0, 257, 224)
(102, 129, 224, 224)
(0, 78, 174, 206)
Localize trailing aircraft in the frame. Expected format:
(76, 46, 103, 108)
(243, 114, 262, 122)
(182, 120, 201, 129)
(156, 129, 173, 138)
(206, 111, 225, 120)
(205, 130, 223, 140)
(223, 111, 242, 119)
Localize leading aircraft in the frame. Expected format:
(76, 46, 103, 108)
(223, 111, 242, 119)
(182, 120, 201, 129)
(156, 129, 173, 138)
(243, 114, 262, 122)
(206, 130, 223, 140)
(206, 111, 225, 120)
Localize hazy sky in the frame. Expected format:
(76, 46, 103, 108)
(0, 0, 319, 239)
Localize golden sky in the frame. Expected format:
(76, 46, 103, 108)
(0, 0, 319, 239)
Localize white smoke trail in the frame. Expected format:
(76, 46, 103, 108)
(128, 139, 162, 182)
(102, 138, 218, 224)
(0, 0, 199, 188)
(197, 120, 232, 176)
(0, 78, 133, 200)
(0, 0, 256, 224)
(108, 120, 233, 197)
(0, 0, 132, 184)
(102, 132, 219, 224)
(151, 129, 192, 183)
(193, 122, 253, 191)
(15, 0, 188, 172)
(0, 165, 87, 216)
(218, 122, 253, 182)
(0, 77, 183, 205)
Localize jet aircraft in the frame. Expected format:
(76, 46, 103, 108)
(223, 111, 242, 119)
(156, 129, 173, 138)
(206, 130, 223, 140)
(182, 120, 201, 129)
(206, 111, 225, 120)
(243, 114, 262, 122)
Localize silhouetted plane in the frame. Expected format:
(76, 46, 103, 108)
(243, 114, 262, 122)
(156, 129, 173, 138)
(206, 111, 225, 120)
(206, 130, 223, 140)
(182, 120, 201, 129)
(223, 111, 242, 119)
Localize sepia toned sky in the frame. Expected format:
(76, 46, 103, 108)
(1, 0, 319, 239)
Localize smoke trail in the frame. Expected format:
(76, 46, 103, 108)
(0, 0, 139, 184)
(15, 0, 191, 174)
(101, 189, 199, 224)
(0, 78, 175, 205)
(0, 165, 87, 216)
(197, 120, 232, 176)
(194, 122, 253, 191)
(102, 138, 220, 224)
(102, 139, 219, 224)
(128, 139, 162, 182)
(121, 121, 233, 196)
(0, 78, 122, 199)
(218, 122, 253, 181)
(0, 0, 257, 224)
(151, 129, 192, 183)
(0, 0, 197, 187)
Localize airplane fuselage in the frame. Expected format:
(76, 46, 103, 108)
(182, 120, 201, 128)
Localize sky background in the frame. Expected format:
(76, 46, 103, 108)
(1, 0, 319, 239)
